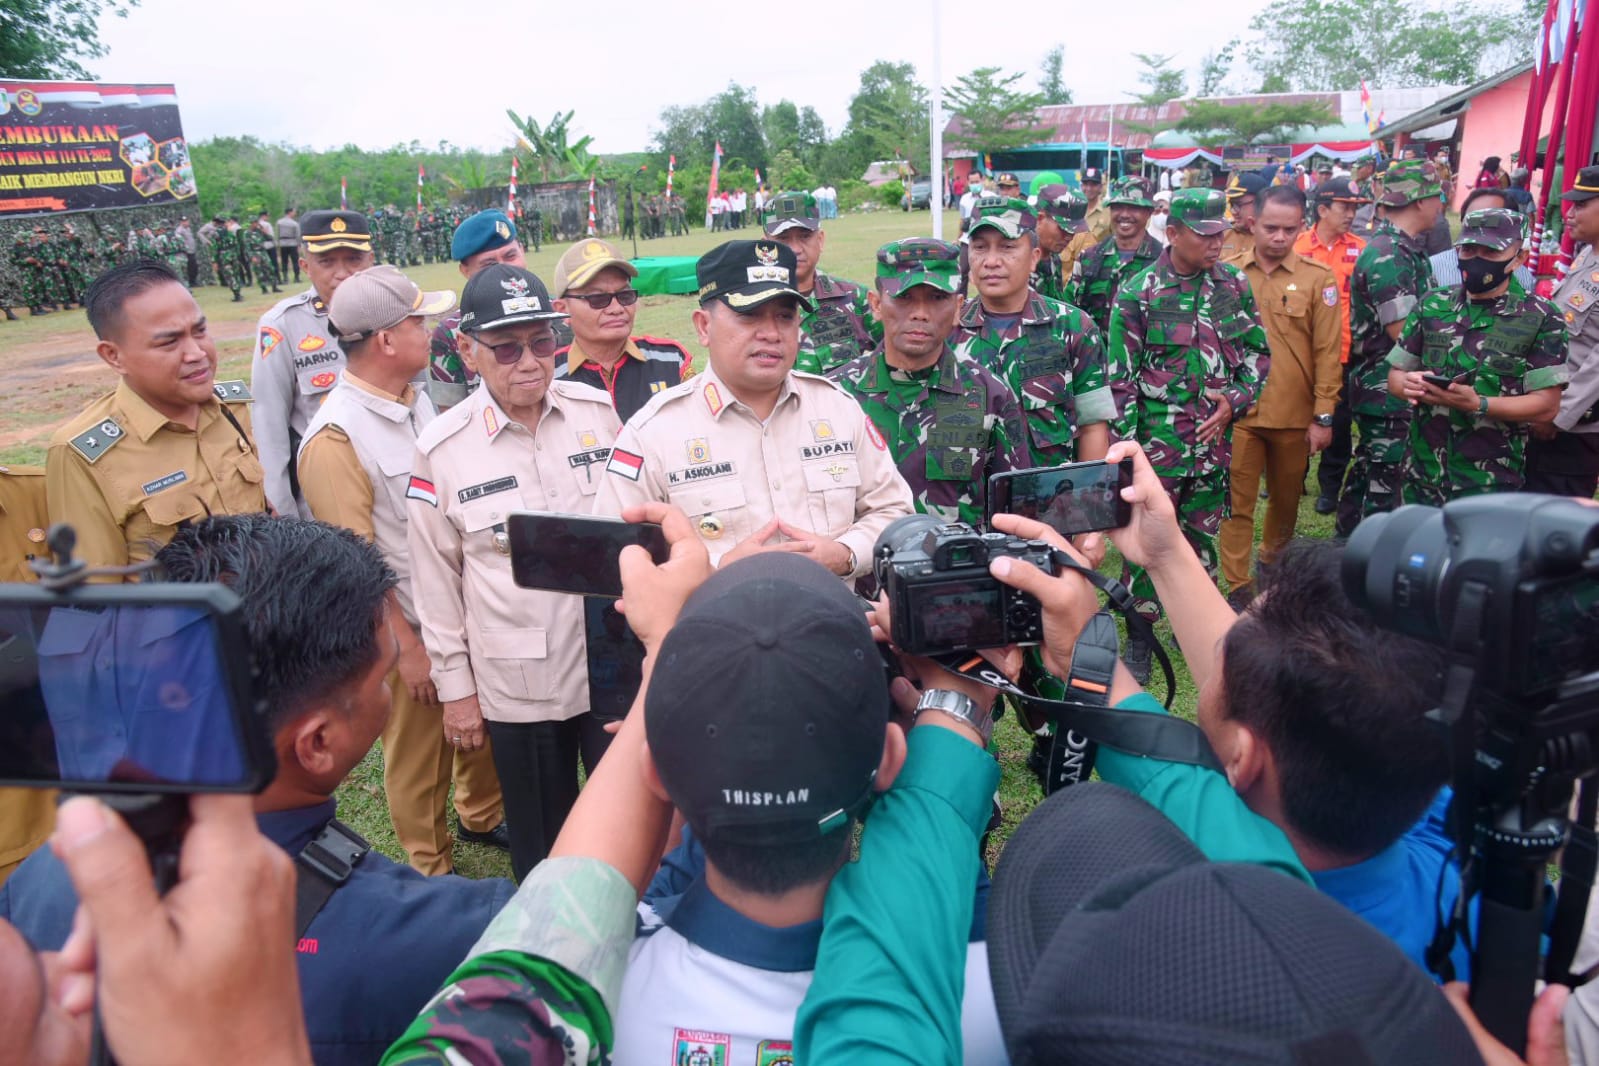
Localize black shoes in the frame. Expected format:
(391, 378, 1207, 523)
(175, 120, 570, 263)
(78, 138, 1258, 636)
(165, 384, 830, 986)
(457, 822, 511, 851)
(1314, 495, 1337, 515)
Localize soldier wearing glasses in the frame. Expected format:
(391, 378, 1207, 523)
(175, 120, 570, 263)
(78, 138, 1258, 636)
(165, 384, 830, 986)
(551, 238, 693, 423)
(406, 263, 622, 882)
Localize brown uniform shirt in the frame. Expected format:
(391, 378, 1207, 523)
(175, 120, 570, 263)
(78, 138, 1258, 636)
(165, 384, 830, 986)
(1085, 202, 1112, 244)
(1225, 246, 1344, 428)
(1060, 230, 1097, 285)
(45, 380, 265, 575)
(591, 367, 914, 574)
(1220, 228, 1256, 263)
(0, 465, 57, 878)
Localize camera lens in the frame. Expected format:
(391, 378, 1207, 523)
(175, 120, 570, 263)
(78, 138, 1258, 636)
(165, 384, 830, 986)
(1342, 505, 1452, 644)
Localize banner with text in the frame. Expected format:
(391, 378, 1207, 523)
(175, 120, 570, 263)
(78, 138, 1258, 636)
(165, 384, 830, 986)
(0, 81, 197, 217)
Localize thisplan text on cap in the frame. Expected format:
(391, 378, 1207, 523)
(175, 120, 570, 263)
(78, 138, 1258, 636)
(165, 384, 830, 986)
(723, 788, 810, 806)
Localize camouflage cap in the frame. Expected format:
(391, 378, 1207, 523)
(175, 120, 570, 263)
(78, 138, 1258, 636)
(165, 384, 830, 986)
(1035, 185, 1088, 232)
(1378, 159, 1444, 206)
(1456, 207, 1527, 250)
(1167, 188, 1229, 236)
(762, 191, 821, 236)
(875, 238, 962, 296)
(968, 196, 1038, 239)
(1105, 176, 1154, 209)
(1353, 153, 1378, 170)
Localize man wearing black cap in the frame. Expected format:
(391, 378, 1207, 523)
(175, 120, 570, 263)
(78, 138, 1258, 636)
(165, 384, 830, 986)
(408, 264, 623, 881)
(426, 209, 531, 411)
(612, 550, 1005, 1062)
(760, 191, 881, 375)
(250, 208, 375, 517)
(1222, 170, 1267, 261)
(1080, 168, 1110, 242)
(592, 239, 912, 575)
(1529, 165, 1599, 498)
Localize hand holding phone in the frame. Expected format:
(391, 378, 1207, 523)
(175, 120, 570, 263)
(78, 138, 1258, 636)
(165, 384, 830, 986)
(1422, 372, 1467, 390)
(988, 459, 1134, 539)
(507, 513, 671, 599)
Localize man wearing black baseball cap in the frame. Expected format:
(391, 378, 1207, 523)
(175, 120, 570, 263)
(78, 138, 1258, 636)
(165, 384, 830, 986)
(250, 208, 375, 517)
(407, 263, 625, 881)
(612, 551, 1005, 1061)
(1528, 166, 1599, 499)
(593, 240, 912, 574)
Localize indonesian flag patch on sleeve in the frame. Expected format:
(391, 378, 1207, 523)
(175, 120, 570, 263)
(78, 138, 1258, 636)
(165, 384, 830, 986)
(405, 476, 439, 506)
(607, 448, 645, 482)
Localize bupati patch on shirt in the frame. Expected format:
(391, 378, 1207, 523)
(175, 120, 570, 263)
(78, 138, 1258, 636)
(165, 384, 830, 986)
(673, 1029, 730, 1066)
(607, 448, 644, 481)
(667, 461, 735, 485)
(141, 470, 188, 496)
(458, 476, 517, 503)
(405, 476, 438, 506)
(801, 440, 854, 460)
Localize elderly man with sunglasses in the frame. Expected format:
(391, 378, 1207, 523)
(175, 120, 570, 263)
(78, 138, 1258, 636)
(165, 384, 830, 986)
(407, 263, 623, 882)
(551, 238, 693, 423)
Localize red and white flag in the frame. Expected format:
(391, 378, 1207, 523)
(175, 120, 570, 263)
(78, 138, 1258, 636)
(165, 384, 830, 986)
(667, 154, 676, 198)
(508, 156, 519, 218)
(587, 177, 597, 236)
(416, 164, 424, 209)
(340, 176, 348, 209)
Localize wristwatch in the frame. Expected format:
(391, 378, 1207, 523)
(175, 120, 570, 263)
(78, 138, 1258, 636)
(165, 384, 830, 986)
(915, 688, 995, 745)
(1312, 414, 1335, 427)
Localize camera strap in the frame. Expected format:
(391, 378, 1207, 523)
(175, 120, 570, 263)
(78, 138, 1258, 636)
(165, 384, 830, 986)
(1546, 779, 1599, 987)
(1047, 549, 1179, 707)
(294, 817, 371, 940)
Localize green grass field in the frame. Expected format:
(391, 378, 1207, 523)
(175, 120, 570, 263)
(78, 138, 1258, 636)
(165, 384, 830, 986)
(0, 206, 1338, 881)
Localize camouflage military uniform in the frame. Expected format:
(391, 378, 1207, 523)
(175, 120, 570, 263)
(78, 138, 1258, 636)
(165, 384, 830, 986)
(1340, 219, 1433, 533)
(212, 226, 243, 299)
(796, 271, 881, 374)
(1108, 231, 1270, 623)
(12, 233, 50, 312)
(1032, 253, 1067, 302)
(1386, 212, 1570, 504)
(1065, 232, 1164, 334)
(246, 223, 279, 292)
(830, 343, 1028, 527)
(951, 290, 1116, 465)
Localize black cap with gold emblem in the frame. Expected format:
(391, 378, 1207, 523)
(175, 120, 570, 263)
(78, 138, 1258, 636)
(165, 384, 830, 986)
(1561, 165, 1599, 204)
(695, 240, 815, 312)
(300, 209, 373, 254)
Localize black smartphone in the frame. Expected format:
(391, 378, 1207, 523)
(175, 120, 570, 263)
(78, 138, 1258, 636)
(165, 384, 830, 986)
(0, 583, 272, 793)
(507, 513, 670, 599)
(1423, 372, 1467, 389)
(988, 459, 1134, 538)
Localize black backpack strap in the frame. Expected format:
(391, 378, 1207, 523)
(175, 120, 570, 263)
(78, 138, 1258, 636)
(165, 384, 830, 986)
(294, 817, 371, 940)
(1546, 779, 1599, 986)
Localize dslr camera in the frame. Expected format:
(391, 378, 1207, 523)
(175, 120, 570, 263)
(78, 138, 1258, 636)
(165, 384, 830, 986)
(874, 514, 1056, 657)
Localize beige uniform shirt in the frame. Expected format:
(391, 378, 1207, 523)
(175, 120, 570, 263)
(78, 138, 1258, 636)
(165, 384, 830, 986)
(45, 380, 265, 575)
(591, 368, 914, 573)
(1552, 244, 1599, 433)
(407, 381, 621, 723)
(298, 372, 437, 625)
(1226, 247, 1343, 429)
(0, 465, 56, 876)
(1085, 202, 1112, 244)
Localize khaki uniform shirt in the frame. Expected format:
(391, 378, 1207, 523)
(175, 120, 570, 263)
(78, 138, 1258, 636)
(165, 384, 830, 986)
(45, 380, 265, 575)
(0, 465, 56, 876)
(251, 288, 346, 517)
(1060, 230, 1097, 284)
(1552, 244, 1599, 433)
(407, 381, 621, 723)
(1085, 201, 1111, 244)
(1225, 246, 1343, 429)
(298, 372, 437, 626)
(1220, 228, 1256, 263)
(591, 368, 914, 573)
(0, 464, 48, 583)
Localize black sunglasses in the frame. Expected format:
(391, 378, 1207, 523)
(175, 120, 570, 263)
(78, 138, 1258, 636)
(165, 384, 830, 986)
(470, 333, 559, 365)
(566, 289, 639, 310)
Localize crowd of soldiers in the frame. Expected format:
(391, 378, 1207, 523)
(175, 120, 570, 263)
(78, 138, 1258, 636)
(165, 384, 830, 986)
(622, 190, 689, 240)
(2, 209, 197, 319)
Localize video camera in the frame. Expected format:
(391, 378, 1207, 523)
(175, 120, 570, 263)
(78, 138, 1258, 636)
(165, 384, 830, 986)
(873, 514, 1055, 657)
(1343, 494, 1599, 1051)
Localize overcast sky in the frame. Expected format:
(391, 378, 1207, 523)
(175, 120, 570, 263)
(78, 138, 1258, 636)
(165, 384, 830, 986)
(90, 0, 1278, 154)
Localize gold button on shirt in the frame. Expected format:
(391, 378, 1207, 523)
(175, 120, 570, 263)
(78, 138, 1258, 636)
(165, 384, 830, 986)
(46, 381, 267, 576)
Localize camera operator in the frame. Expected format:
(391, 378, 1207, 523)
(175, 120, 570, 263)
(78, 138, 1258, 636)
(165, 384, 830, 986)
(987, 439, 1478, 979)
(1387, 208, 1568, 505)
(1, 515, 514, 1064)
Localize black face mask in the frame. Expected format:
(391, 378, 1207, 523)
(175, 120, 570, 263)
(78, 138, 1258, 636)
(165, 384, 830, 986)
(1460, 254, 1513, 295)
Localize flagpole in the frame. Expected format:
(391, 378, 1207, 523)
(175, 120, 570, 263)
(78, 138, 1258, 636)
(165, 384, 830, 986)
(930, 0, 944, 239)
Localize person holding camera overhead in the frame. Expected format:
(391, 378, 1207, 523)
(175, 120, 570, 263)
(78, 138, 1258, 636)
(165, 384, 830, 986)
(592, 239, 912, 574)
(1387, 208, 1569, 505)
(407, 264, 622, 883)
(828, 239, 1028, 529)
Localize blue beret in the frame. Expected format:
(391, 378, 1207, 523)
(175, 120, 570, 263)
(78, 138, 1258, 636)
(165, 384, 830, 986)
(451, 209, 517, 262)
